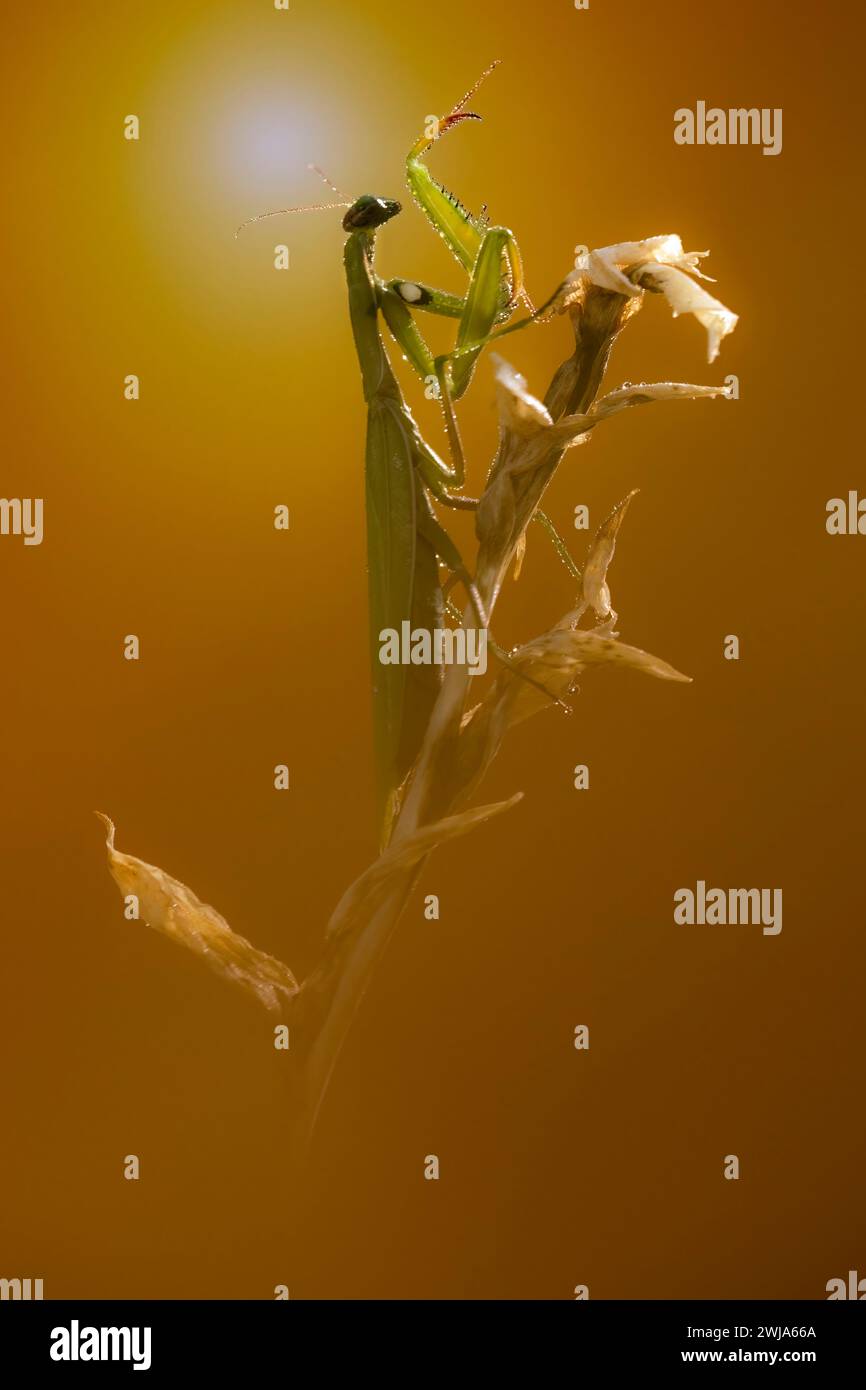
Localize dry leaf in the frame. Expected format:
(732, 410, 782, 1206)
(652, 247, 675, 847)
(590, 380, 731, 421)
(326, 794, 523, 942)
(96, 813, 298, 1014)
(490, 627, 691, 733)
(581, 490, 638, 620)
(547, 380, 731, 450)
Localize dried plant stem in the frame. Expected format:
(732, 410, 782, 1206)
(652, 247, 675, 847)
(292, 866, 422, 1160)
(99, 260, 735, 1167)
(293, 290, 636, 1155)
(398, 290, 636, 831)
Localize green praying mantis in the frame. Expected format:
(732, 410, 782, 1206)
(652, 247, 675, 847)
(238, 62, 571, 844)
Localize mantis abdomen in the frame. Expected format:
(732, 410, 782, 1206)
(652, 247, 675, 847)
(346, 228, 445, 841)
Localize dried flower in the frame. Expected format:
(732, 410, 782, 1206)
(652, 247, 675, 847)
(567, 235, 738, 362)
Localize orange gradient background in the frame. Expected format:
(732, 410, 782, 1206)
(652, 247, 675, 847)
(1, 0, 863, 1298)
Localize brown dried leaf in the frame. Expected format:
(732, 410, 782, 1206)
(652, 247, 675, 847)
(581, 490, 638, 619)
(96, 814, 298, 1014)
(589, 380, 730, 421)
(545, 380, 731, 452)
(490, 627, 691, 733)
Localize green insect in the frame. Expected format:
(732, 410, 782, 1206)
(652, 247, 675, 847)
(238, 63, 566, 845)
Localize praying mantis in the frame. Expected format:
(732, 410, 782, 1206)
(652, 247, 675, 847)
(238, 63, 570, 845)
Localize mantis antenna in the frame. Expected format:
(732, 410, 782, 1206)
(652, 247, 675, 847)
(234, 165, 352, 238)
(234, 166, 354, 240)
(234, 201, 350, 238)
(306, 163, 350, 199)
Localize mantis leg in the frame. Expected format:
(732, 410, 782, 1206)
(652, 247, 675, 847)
(449, 227, 523, 400)
(405, 363, 579, 583)
(378, 280, 578, 576)
(378, 211, 522, 405)
(377, 250, 518, 398)
(377, 279, 470, 384)
(415, 496, 488, 627)
(417, 498, 572, 713)
(384, 226, 523, 406)
(427, 354, 582, 583)
(376, 234, 528, 498)
(378, 217, 524, 424)
(380, 278, 465, 319)
(404, 59, 515, 287)
(416, 228, 532, 492)
(532, 510, 582, 582)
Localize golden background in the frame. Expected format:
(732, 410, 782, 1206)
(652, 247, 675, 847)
(2, 0, 863, 1298)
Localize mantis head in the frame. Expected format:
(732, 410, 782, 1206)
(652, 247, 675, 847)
(342, 195, 402, 231)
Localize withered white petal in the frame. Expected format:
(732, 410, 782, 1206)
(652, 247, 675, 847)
(492, 353, 553, 435)
(569, 235, 736, 362)
(635, 264, 738, 362)
(573, 236, 698, 295)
